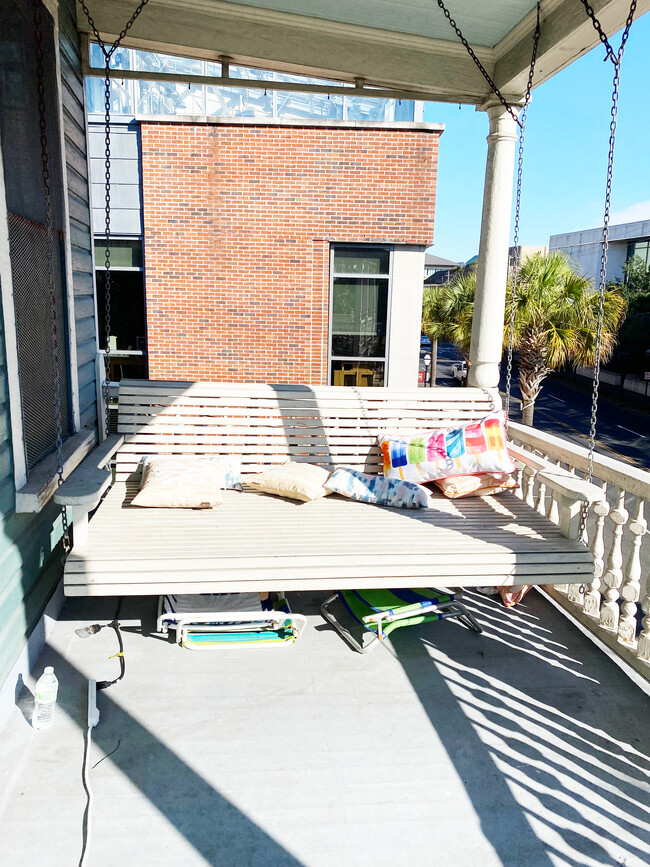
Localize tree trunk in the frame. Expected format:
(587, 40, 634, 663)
(518, 329, 550, 427)
(521, 398, 535, 426)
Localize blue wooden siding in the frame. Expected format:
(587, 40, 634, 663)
(0, 0, 98, 690)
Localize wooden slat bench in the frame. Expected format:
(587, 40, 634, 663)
(56, 380, 604, 597)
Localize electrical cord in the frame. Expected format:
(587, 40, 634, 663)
(96, 619, 125, 690)
(79, 725, 93, 867)
(77, 599, 125, 865)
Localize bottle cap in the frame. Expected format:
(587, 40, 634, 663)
(44, 666, 54, 675)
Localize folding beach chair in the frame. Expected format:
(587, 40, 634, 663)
(321, 588, 481, 653)
(157, 592, 306, 650)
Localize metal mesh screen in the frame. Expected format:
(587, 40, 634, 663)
(8, 212, 71, 471)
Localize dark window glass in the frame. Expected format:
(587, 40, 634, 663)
(331, 360, 385, 387)
(96, 270, 148, 381)
(95, 239, 143, 268)
(331, 277, 388, 358)
(333, 248, 389, 275)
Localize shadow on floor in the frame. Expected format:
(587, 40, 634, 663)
(389, 589, 650, 867)
(40, 647, 303, 867)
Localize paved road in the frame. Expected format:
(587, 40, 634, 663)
(421, 342, 650, 470)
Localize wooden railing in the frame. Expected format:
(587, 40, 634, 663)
(508, 421, 650, 680)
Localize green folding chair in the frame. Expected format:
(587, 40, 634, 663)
(321, 587, 481, 653)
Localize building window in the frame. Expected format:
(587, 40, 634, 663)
(627, 241, 650, 268)
(94, 238, 147, 380)
(329, 246, 391, 386)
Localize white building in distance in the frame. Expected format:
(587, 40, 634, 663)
(550, 220, 650, 284)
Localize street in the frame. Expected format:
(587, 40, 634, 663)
(423, 343, 650, 470)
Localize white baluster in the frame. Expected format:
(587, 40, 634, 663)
(583, 483, 609, 618)
(514, 465, 524, 500)
(618, 497, 647, 645)
(536, 479, 547, 516)
(638, 592, 650, 663)
(523, 465, 535, 508)
(600, 488, 628, 633)
(535, 453, 547, 515)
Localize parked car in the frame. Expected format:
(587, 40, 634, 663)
(451, 361, 467, 383)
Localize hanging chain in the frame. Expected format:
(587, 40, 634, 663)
(434, 0, 523, 128)
(34, 1, 70, 553)
(505, 4, 541, 427)
(578, 0, 637, 548)
(102, 55, 112, 436)
(75, 0, 150, 435)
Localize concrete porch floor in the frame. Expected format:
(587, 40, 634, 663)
(1, 589, 649, 867)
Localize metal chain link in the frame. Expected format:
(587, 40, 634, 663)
(434, 0, 523, 128)
(34, 1, 70, 552)
(100, 53, 112, 436)
(75, 0, 150, 435)
(505, 5, 541, 428)
(76, 0, 150, 59)
(578, 0, 637, 547)
(580, 0, 637, 66)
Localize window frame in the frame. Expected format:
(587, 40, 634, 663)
(328, 243, 393, 387)
(0, 0, 82, 502)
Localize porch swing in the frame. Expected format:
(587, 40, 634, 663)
(49, 0, 635, 599)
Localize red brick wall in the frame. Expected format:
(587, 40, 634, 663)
(140, 122, 439, 383)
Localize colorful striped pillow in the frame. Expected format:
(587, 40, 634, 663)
(325, 468, 430, 509)
(377, 411, 515, 483)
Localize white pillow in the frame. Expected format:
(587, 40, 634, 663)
(244, 461, 331, 502)
(132, 456, 226, 508)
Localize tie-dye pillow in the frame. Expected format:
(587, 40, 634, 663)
(377, 411, 514, 483)
(324, 468, 430, 509)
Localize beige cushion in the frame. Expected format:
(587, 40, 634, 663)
(431, 472, 518, 499)
(132, 456, 225, 508)
(244, 461, 331, 502)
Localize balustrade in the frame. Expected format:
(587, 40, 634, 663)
(508, 421, 650, 680)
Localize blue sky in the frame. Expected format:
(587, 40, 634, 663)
(424, 11, 650, 264)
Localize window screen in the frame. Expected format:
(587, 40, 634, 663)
(1, 0, 71, 472)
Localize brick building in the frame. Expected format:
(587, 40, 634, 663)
(137, 118, 441, 387)
(87, 55, 441, 388)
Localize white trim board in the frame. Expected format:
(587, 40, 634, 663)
(0, 124, 28, 490)
(52, 0, 81, 434)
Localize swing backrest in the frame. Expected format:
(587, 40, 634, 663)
(114, 380, 500, 482)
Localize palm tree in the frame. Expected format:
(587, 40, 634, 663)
(511, 252, 625, 425)
(422, 252, 626, 424)
(422, 270, 476, 385)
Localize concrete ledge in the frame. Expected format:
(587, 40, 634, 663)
(135, 115, 445, 132)
(15, 430, 97, 514)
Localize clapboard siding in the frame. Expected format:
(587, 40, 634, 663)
(0, 0, 99, 692)
(59, 0, 97, 435)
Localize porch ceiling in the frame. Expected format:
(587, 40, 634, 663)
(77, 0, 650, 104)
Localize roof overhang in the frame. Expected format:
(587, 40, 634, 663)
(76, 0, 649, 104)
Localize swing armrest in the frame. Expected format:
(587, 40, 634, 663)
(54, 434, 124, 507)
(507, 443, 605, 504)
(507, 442, 606, 540)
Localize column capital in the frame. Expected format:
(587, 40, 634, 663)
(477, 99, 522, 142)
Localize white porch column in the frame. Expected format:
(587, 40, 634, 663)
(468, 102, 520, 389)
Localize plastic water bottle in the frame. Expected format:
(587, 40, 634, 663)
(33, 666, 58, 731)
